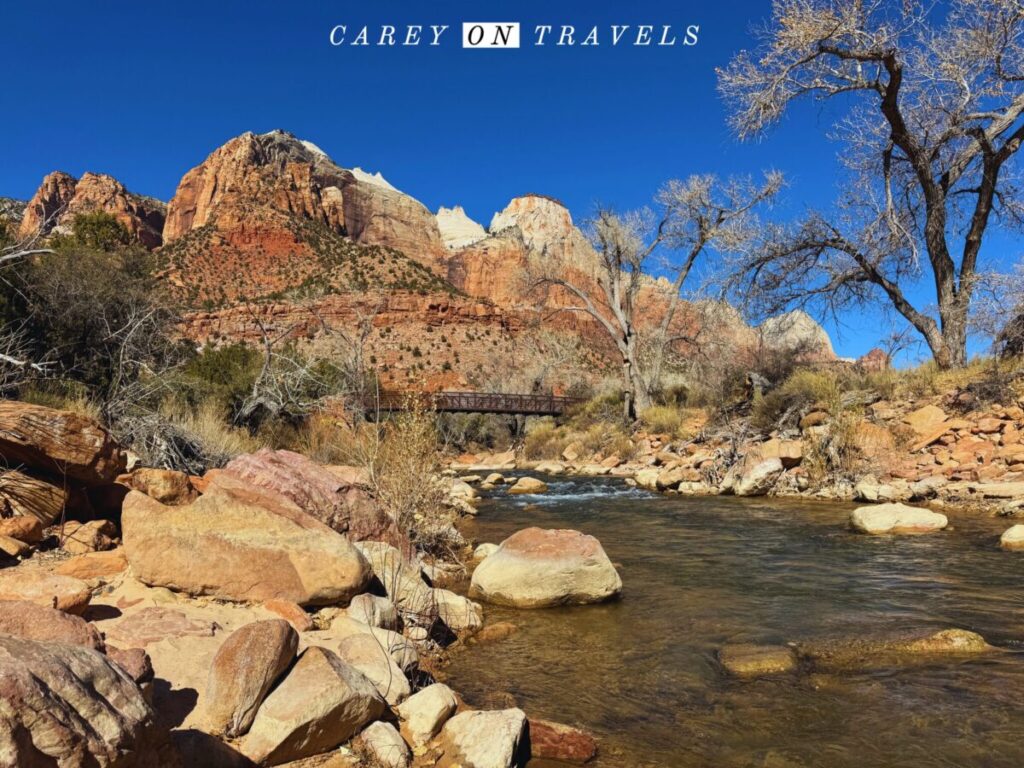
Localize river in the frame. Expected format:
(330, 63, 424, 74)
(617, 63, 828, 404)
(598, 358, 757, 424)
(448, 476, 1024, 768)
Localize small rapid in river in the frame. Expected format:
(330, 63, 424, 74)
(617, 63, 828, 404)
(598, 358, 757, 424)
(449, 476, 1024, 768)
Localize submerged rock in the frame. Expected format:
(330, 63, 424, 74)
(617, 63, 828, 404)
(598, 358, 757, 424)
(798, 628, 992, 673)
(529, 718, 598, 764)
(508, 477, 548, 495)
(470, 527, 621, 608)
(719, 644, 797, 677)
(849, 503, 948, 534)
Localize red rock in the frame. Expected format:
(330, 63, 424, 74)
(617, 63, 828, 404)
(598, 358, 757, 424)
(0, 401, 125, 486)
(222, 449, 405, 547)
(106, 646, 154, 687)
(18, 171, 165, 248)
(0, 600, 104, 650)
(262, 599, 314, 632)
(529, 718, 598, 764)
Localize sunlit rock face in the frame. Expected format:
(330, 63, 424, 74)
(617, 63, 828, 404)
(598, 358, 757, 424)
(436, 205, 487, 250)
(19, 171, 166, 248)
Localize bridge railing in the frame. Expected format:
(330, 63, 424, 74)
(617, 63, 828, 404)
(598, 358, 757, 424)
(363, 391, 584, 416)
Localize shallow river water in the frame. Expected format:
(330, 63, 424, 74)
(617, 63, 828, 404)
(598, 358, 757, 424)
(447, 477, 1024, 768)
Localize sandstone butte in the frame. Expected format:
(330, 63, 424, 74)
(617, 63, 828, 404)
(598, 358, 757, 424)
(12, 129, 836, 392)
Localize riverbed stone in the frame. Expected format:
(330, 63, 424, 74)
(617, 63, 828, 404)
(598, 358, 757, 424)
(734, 458, 784, 497)
(240, 645, 385, 765)
(203, 619, 298, 738)
(849, 503, 948, 534)
(0, 514, 43, 544)
(346, 593, 400, 630)
(356, 721, 411, 768)
(474, 542, 500, 560)
(336, 632, 411, 705)
(436, 708, 528, 768)
(470, 527, 622, 608)
(508, 477, 548, 495)
(1001, 524, 1024, 550)
(433, 588, 484, 633)
(719, 644, 797, 677)
(528, 719, 598, 764)
(798, 628, 991, 672)
(395, 682, 459, 748)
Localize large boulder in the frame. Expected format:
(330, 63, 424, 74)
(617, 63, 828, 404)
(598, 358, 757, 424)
(849, 503, 948, 534)
(436, 708, 529, 768)
(0, 600, 104, 650)
(203, 619, 298, 738)
(395, 682, 458, 748)
(122, 474, 372, 606)
(0, 470, 69, 525)
(240, 645, 385, 765)
(0, 635, 162, 767)
(734, 458, 784, 497)
(470, 528, 621, 608)
(222, 449, 405, 547)
(0, 401, 125, 486)
(0, 570, 91, 614)
(507, 477, 548, 495)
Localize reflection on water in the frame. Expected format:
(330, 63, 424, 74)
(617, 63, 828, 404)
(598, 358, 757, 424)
(448, 477, 1024, 767)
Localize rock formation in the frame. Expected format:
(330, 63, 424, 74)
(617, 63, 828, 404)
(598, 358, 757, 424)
(436, 205, 487, 250)
(0, 197, 25, 225)
(18, 171, 166, 248)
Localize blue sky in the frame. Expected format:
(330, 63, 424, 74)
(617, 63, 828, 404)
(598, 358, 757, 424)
(2, 1, 1019, 362)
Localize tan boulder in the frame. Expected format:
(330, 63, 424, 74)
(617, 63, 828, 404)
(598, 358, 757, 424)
(355, 721, 411, 768)
(756, 438, 803, 468)
(0, 534, 29, 557)
(0, 600, 104, 650)
(0, 470, 69, 525)
(734, 458, 784, 497)
(470, 528, 622, 608)
(0, 400, 125, 485)
(0, 570, 90, 614)
(433, 588, 484, 633)
(204, 619, 298, 738)
(336, 632, 411, 705)
(850, 503, 948, 534)
(55, 548, 128, 581)
(121, 467, 197, 505)
(436, 708, 528, 768)
(122, 474, 372, 606)
(903, 405, 947, 436)
(853, 422, 896, 460)
(346, 593, 400, 630)
(1000, 524, 1024, 550)
(508, 476, 548, 495)
(0, 635, 162, 768)
(0, 513, 44, 543)
(633, 468, 660, 490)
(395, 682, 458, 748)
(240, 645, 386, 765)
(59, 519, 118, 554)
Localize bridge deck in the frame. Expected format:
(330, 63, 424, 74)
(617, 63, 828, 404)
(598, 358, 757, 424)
(367, 391, 582, 416)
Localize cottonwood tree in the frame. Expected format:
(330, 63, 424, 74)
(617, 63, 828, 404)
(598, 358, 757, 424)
(534, 174, 780, 421)
(719, 0, 1024, 368)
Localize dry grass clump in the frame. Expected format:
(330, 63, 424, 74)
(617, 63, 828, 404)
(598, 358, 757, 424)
(640, 405, 684, 436)
(752, 368, 840, 433)
(159, 398, 263, 458)
(523, 419, 571, 460)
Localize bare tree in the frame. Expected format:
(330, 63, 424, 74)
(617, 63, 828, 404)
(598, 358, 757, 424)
(719, 0, 1024, 369)
(534, 174, 780, 421)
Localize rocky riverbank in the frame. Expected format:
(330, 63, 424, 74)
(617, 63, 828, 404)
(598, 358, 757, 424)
(0, 400, 610, 767)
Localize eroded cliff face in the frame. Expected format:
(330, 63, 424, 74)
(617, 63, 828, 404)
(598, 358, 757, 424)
(162, 130, 445, 271)
(18, 171, 166, 248)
